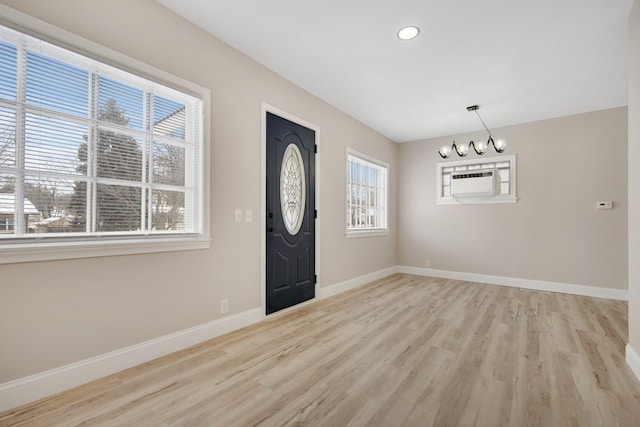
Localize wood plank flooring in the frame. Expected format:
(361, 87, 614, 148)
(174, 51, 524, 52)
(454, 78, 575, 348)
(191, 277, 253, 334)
(1, 273, 639, 426)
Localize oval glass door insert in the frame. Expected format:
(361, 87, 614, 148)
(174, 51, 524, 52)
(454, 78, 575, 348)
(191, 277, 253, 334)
(280, 143, 306, 235)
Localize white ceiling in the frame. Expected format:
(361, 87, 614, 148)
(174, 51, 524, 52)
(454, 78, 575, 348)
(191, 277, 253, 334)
(157, 0, 634, 142)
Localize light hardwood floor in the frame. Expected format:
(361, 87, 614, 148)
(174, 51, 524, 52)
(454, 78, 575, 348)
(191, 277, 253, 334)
(1, 274, 639, 426)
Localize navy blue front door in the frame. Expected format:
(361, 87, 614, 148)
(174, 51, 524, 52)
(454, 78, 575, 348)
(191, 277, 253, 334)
(266, 112, 316, 315)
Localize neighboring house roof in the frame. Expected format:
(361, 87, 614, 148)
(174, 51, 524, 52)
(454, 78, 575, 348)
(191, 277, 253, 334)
(0, 193, 40, 215)
(154, 107, 185, 138)
(30, 216, 74, 226)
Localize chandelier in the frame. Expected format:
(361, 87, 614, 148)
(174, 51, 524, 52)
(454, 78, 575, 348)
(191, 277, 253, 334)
(438, 105, 507, 158)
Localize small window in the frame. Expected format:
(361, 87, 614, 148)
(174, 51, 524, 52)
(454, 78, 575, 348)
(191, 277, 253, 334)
(346, 149, 388, 236)
(437, 154, 517, 204)
(0, 216, 14, 232)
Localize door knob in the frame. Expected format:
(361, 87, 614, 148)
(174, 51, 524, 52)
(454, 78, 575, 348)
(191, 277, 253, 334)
(269, 227, 276, 232)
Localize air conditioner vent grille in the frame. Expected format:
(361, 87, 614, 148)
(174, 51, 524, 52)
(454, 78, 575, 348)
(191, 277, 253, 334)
(452, 171, 494, 179)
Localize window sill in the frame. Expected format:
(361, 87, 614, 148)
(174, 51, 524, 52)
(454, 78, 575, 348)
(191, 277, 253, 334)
(0, 236, 212, 264)
(437, 196, 518, 205)
(345, 229, 390, 238)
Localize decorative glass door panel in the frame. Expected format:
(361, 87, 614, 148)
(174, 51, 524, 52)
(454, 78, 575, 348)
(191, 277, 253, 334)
(280, 143, 306, 235)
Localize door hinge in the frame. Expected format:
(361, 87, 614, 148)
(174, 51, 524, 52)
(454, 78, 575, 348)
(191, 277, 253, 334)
(314, 209, 318, 219)
(314, 274, 317, 284)
(314, 144, 318, 154)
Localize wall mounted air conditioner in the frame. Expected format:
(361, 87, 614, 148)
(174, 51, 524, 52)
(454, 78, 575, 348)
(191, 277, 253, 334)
(451, 169, 499, 197)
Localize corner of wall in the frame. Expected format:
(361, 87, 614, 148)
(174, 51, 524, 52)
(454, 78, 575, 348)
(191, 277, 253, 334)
(626, 344, 640, 382)
(628, 0, 640, 382)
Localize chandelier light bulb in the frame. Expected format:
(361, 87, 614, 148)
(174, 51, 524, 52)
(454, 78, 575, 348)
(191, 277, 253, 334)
(456, 143, 469, 156)
(475, 140, 487, 154)
(439, 145, 452, 158)
(494, 139, 507, 151)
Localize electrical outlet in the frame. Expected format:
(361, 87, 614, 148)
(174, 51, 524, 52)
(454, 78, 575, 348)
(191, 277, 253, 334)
(220, 299, 229, 314)
(245, 209, 253, 222)
(425, 259, 431, 268)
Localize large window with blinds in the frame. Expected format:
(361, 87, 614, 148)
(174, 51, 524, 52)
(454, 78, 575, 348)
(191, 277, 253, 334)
(346, 149, 388, 236)
(0, 22, 205, 252)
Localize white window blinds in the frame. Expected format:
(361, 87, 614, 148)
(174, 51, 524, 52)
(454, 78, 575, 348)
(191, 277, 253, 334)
(0, 24, 203, 239)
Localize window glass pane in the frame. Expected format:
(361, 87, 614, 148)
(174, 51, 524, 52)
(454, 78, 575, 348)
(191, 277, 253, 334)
(358, 162, 366, 182)
(96, 184, 142, 232)
(443, 167, 454, 173)
(0, 40, 17, 101)
(95, 128, 143, 181)
(152, 142, 185, 186)
(481, 163, 495, 169)
(24, 176, 81, 233)
(98, 77, 143, 130)
(66, 178, 89, 231)
(26, 51, 89, 117)
(24, 113, 87, 175)
(353, 206, 366, 228)
(454, 166, 467, 171)
(368, 168, 377, 185)
(496, 162, 510, 168)
(467, 164, 480, 170)
(153, 94, 185, 140)
(443, 173, 450, 185)
(0, 180, 15, 235)
(499, 169, 509, 181)
(0, 107, 16, 168)
(152, 189, 185, 231)
(500, 182, 510, 194)
(443, 186, 451, 197)
(0, 172, 14, 192)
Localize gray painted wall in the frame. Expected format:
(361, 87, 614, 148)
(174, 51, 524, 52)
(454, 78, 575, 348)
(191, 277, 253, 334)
(398, 108, 628, 289)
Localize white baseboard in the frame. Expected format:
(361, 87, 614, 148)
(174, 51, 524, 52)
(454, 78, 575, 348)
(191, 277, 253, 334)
(318, 266, 399, 299)
(0, 308, 262, 413)
(627, 344, 640, 382)
(397, 266, 628, 301)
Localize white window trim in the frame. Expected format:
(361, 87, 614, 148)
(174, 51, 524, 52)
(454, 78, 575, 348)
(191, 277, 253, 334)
(0, 5, 211, 264)
(345, 229, 389, 238)
(436, 154, 517, 205)
(346, 148, 389, 237)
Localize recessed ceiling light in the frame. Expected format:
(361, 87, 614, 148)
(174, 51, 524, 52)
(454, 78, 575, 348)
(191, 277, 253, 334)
(397, 26, 420, 41)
